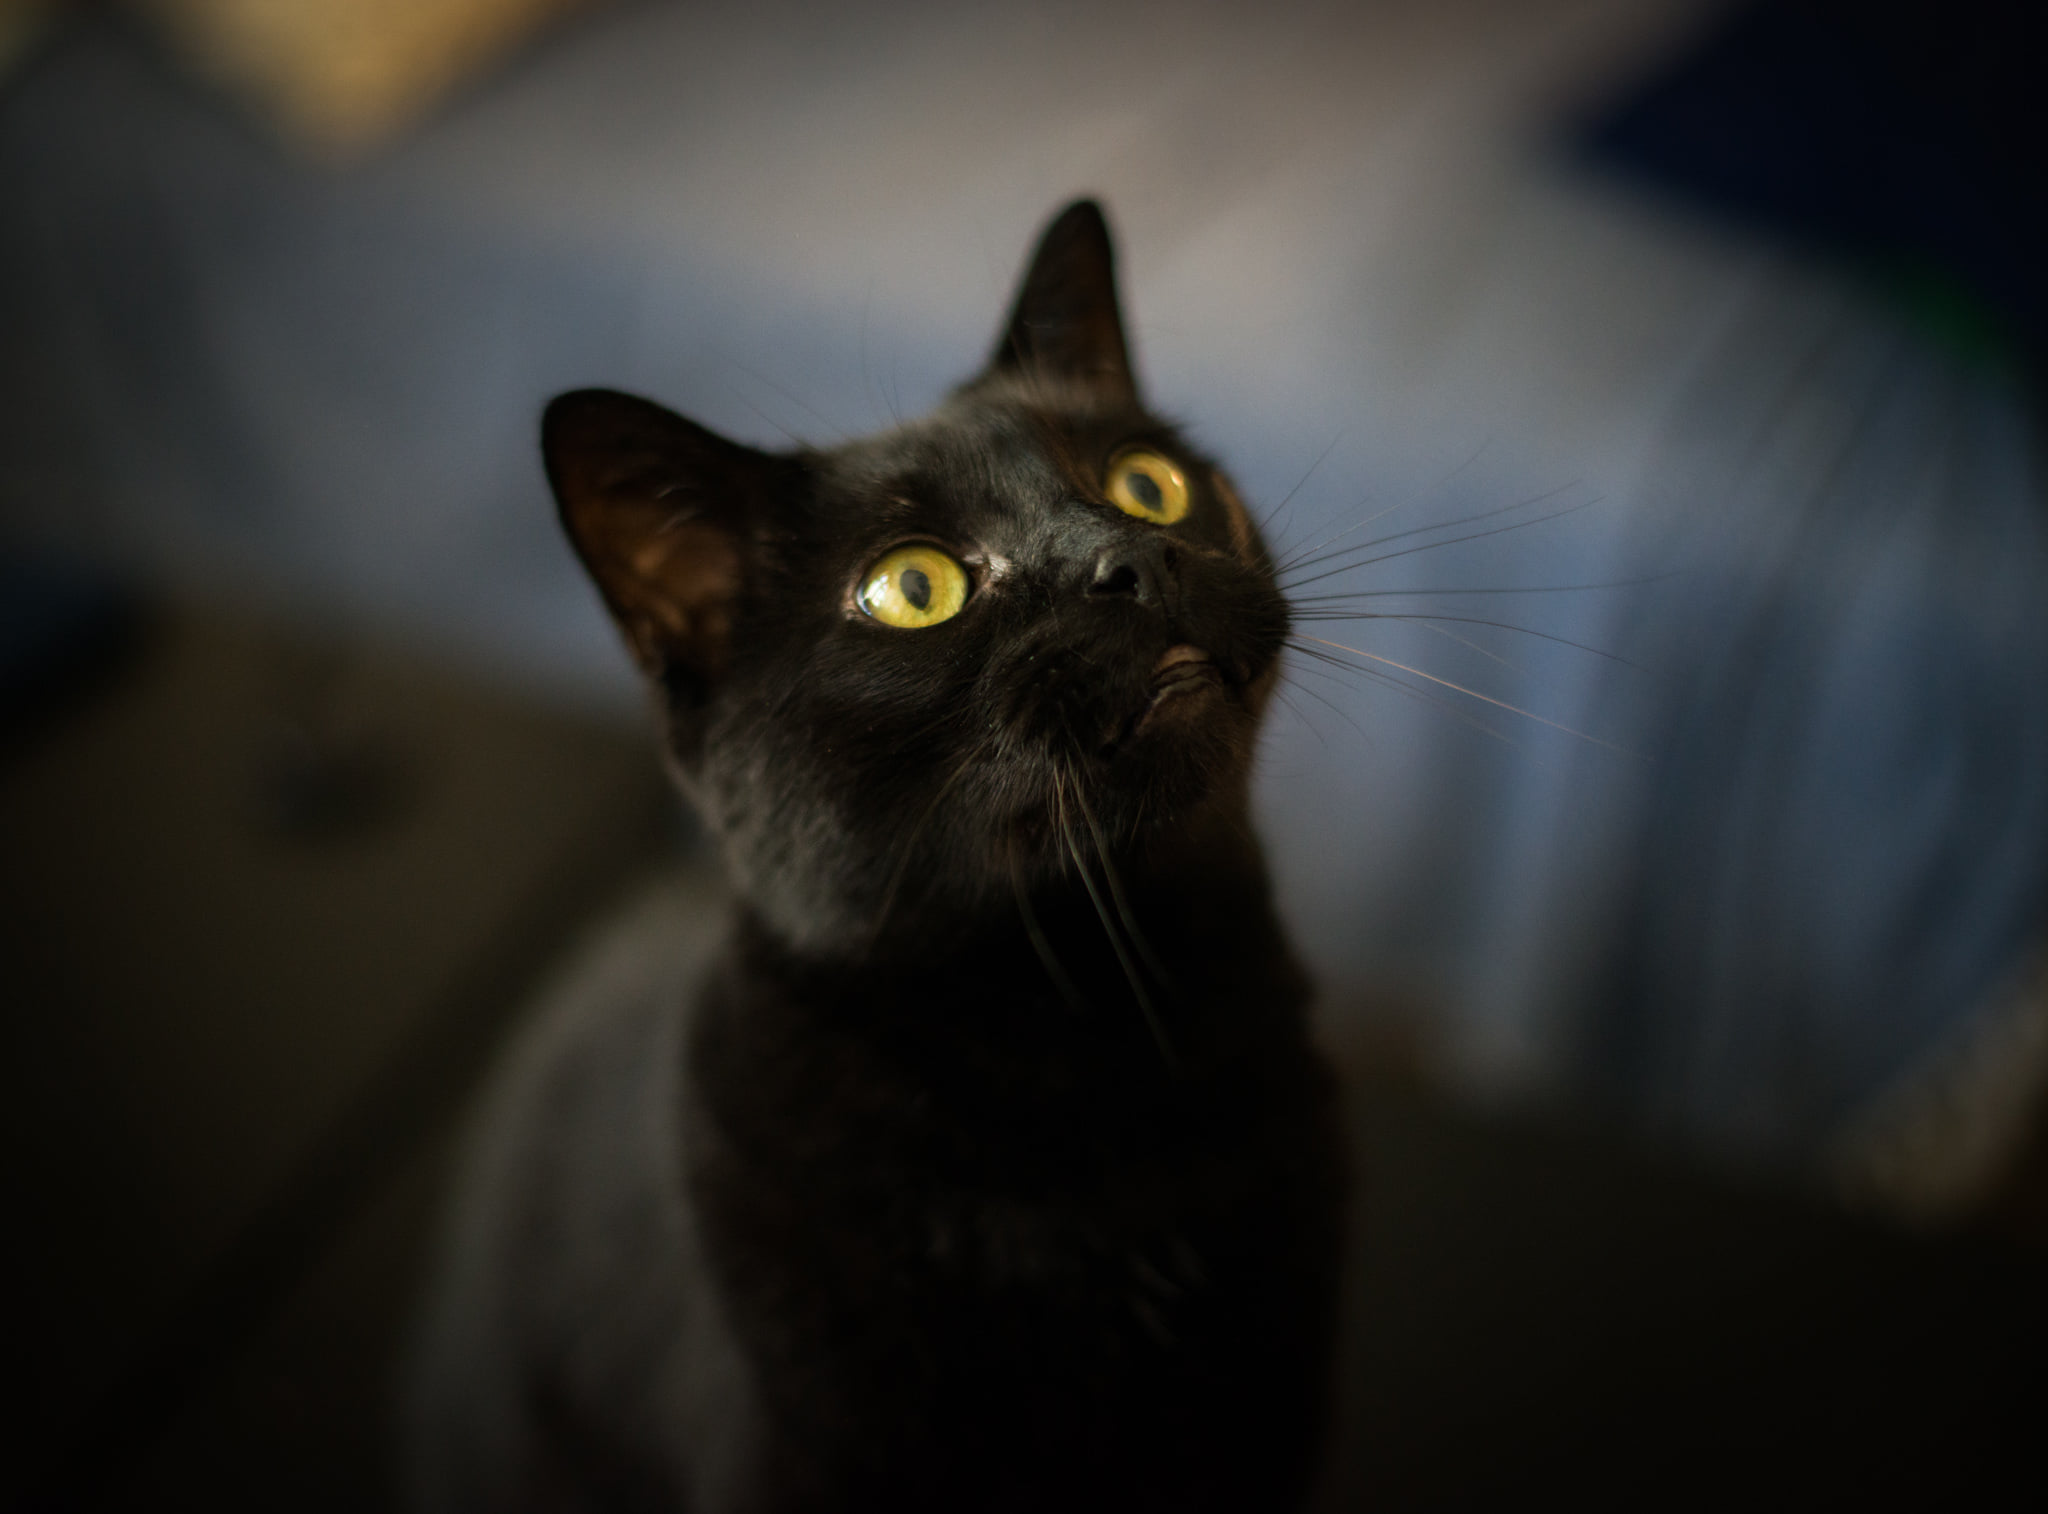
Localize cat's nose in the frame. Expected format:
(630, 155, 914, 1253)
(1088, 537, 1180, 618)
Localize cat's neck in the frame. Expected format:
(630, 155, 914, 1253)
(710, 795, 1310, 1100)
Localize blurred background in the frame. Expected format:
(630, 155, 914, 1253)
(2, 0, 2043, 1507)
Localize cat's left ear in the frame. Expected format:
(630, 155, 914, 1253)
(544, 388, 780, 706)
(983, 198, 1138, 402)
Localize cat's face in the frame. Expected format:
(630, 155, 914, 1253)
(546, 202, 1287, 951)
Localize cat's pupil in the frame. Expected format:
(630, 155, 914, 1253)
(1128, 471, 1163, 510)
(900, 567, 932, 611)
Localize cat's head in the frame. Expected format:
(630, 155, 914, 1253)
(545, 201, 1287, 953)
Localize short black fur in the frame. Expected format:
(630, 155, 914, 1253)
(412, 200, 1345, 1514)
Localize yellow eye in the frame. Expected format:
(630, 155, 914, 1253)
(1105, 450, 1190, 525)
(857, 544, 970, 629)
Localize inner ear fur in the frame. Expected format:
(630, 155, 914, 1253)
(543, 388, 777, 701)
(986, 198, 1138, 402)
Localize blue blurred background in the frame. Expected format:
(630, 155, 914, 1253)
(9, 0, 2042, 1168)
(3, 0, 2044, 1505)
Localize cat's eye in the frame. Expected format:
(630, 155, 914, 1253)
(1105, 450, 1190, 526)
(857, 544, 971, 629)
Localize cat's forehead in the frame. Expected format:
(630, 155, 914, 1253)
(813, 393, 1164, 518)
(822, 402, 1057, 502)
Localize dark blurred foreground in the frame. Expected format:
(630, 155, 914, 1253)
(3, 600, 2039, 1511)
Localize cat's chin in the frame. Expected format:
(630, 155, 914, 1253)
(1068, 644, 1259, 837)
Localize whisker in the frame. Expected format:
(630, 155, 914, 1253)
(866, 746, 980, 950)
(1281, 496, 1600, 593)
(1276, 481, 1577, 578)
(1271, 492, 1407, 577)
(1057, 771, 1179, 1073)
(1011, 852, 1087, 1013)
(1289, 611, 1643, 669)
(1270, 678, 1365, 747)
(1270, 435, 1502, 574)
(1293, 635, 1632, 755)
(731, 394, 808, 450)
(1073, 786, 1175, 996)
(1255, 428, 1351, 538)
(724, 361, 849, 446)
(1292, 575, 1673, 599)
(1285, 642, 1524, 749)
(1376, 614, 1523, 674)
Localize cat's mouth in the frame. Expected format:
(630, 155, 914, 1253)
(1151, 643, 1222, 694)
(1110, 644, 1227, 751)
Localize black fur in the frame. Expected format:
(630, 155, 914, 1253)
(411, 200, 1345, 1513)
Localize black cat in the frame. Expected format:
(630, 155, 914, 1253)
(407, 200, 1346, 1513)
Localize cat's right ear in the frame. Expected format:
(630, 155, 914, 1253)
(984, 198, 1138, 402)
(544, 388, 777, 705)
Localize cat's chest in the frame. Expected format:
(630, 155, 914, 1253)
(675, 978, 1342, 1512)
(684, 967, 1333, 1318)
